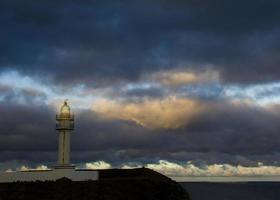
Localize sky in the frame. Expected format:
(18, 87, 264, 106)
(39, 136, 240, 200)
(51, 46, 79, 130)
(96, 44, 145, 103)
(1, 0, 280, 177)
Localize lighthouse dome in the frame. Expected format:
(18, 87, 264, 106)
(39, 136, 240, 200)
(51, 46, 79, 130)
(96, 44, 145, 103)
(60, 100, 71, 115)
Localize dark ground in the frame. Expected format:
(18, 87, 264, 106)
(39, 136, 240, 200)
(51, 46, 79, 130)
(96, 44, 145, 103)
(0, 168, 189, 200)
(181, 182, 280, 200)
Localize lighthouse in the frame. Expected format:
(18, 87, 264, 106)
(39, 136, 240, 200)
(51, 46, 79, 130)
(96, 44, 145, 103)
(56, 100, 75, 168)
(0, 100, 99, 182)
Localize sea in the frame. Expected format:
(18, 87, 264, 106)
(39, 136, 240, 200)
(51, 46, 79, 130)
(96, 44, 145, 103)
(174, 177, 280, 200)
(180, 182, 280, 200)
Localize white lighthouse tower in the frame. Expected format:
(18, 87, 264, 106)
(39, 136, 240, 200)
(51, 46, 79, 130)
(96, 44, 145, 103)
(55, 100, 75, 169)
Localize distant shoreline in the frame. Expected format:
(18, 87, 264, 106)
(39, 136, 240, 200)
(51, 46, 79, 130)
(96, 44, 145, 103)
(171, 176, 280, 182)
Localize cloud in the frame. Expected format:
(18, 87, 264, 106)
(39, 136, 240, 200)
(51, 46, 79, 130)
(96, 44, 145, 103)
(92, 96, 204, 129)
(18, 165, 50, 172)
(0, 1, 280, 85)
(84, 161, 112, 170)
(1, 79, 280, 169)
(145, 160, 280, 177)
(11, 160, 280, 177)
(1, 98, 280, 172)
(152, 69, 219, 86)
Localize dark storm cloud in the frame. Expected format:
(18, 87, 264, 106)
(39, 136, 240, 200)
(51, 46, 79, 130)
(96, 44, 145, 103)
(74, 102, 280, 166)
(1, 0, 280, 85)
(181, 103, 280, 155)
(0, 102, 56, 153)
(2, 96, 280, 167)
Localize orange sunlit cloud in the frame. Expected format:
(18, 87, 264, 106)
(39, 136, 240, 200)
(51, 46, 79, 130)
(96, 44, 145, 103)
(92, 96, 204, 129)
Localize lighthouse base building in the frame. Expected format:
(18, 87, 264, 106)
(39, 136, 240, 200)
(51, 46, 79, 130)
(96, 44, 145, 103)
(0, 101, 98, 183)
(0, 168, 98, 183)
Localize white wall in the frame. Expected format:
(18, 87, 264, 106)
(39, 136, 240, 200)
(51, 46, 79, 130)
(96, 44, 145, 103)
(0, 169, 98, 183)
